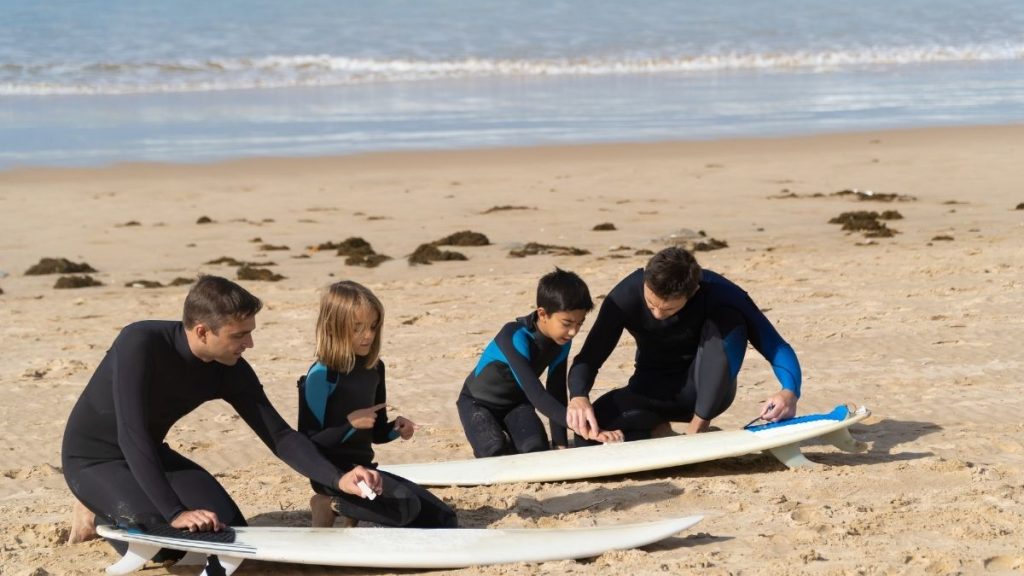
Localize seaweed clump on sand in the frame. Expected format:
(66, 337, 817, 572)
(125, 280, 165, 288)
(125, 277, 194, 288)
(408, 244, 468, 265)
(55, 275, 103, 289)
(931, 235, 955, 242)
(433, 231, 490, 246)
(828, 210, 902, 238)
(832, 189, 916, 202)
(407, 231, 490, 265)
(196, 216, 214, 224)
(693, 237, 729, 252)
(481, 205, 532, 214)
(508, 243, 590, 258)
(25, 258, 97, 276)
(335, 237, 392, 268)
(258, 244, 290, 251)
(593, 222, 616, 231)
(1016, 202, 1024, 210)
(205, 256, 276, 267)
(237, 265, 285, 282)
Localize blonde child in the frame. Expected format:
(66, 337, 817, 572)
(298, 281, 457, 528)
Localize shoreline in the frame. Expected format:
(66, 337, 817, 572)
(4, 121, 1024, 177)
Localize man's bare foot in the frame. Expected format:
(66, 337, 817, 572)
(310, 494, 337, 528)
(67, 500, 97, 544)
(651, 422, 678, 438)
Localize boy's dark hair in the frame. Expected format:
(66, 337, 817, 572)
(537, 268, 594, 313)
(183, 275, 263, 331)
(643, 247, 702, 299)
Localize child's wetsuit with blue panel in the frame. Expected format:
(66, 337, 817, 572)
(457, 312, 573, 457)
(298, 360, 457, 527)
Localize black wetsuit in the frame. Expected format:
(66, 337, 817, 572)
(61, 321, 345, 530)
(298, 360, 457, 528)
(456, 312, 572, 457)
(568, 269, 801, 439)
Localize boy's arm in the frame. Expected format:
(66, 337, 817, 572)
(371, 362, 400, 444)
(545, 354, 570, 447)
(492, 323, 570, 428)
(567, 296, 626, 398)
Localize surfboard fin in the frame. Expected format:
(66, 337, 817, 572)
(767, 443, 818, 468)
(105, 542, 160, 575)
(199, 554, 243, 576)
(821, 427, 869, 453)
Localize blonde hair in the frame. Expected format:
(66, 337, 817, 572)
(315, 281, 384, 373)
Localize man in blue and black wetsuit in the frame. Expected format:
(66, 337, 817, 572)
(457, 269, 622, 457)
(61, 276, 381, 557)
(566, 247, 802, 440)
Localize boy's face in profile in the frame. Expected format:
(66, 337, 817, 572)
(537, 308, 587, 346)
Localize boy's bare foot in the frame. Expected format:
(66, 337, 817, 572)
(651, 422, 678, 438)
(67, 500, 98, 544)
(310, 494, 337, 528)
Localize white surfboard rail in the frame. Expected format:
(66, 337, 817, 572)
(97, 515, 703, 575)
(381, 404, 871, 486)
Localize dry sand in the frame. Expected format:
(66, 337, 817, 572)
(0, 125, 1022, 575)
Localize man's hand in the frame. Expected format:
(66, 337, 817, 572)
(347, 403, 386, 429)
(760, 389, 798, 421)
(171, 509, 225, 533)
(393, 416, 416, 440)
(339, 465, 382, 498)
(567, 396, 600, 440)
(595, 429, 624, 443)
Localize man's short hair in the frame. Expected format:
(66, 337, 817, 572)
(537, 268, 594, 313)
(643, 247, 702, 299)
(183, 275, 263, 331)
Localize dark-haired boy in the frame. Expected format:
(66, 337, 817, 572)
(62, 275, 381, 558)
(567, 247, 802, 440)
(456, 269, 622, 457)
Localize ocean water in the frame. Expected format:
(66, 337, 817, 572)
(2, 0, 1023, 169)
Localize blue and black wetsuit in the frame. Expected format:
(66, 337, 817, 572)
(61, 321, 345, 557)
(298, 360, 457, 528)
(568, 269, 801, 439)
(456, 312, 572, 457)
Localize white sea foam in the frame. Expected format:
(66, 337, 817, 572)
(3, 43, 1022, 96)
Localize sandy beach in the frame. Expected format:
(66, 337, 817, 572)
(1, 125, 1022, 575)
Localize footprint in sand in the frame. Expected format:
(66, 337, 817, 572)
(984, 555, 1023, 572)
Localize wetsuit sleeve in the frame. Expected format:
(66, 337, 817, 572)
(225, 366, 348, 488)
(492, 323, 569, 428)
(568, 296, 626, 398)
(734, 293, 802, 397)
(371, 363, 399, 444)
(110, 332, 188, 522)
(545, 348, 570, 447)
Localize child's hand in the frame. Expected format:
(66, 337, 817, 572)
(347, 403, 386, 429)
(596, 429, 624, 444)
(393, 416, 416, 440)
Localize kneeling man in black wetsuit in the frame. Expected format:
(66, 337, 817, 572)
(61, 275, 381, 555)
(566, 247, 803, 440)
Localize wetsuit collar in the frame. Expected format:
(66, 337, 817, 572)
(174, 322, 206, 365)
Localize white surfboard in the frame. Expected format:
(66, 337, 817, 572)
(381, 404, 871, 486)
(97, 515, 703, 575)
